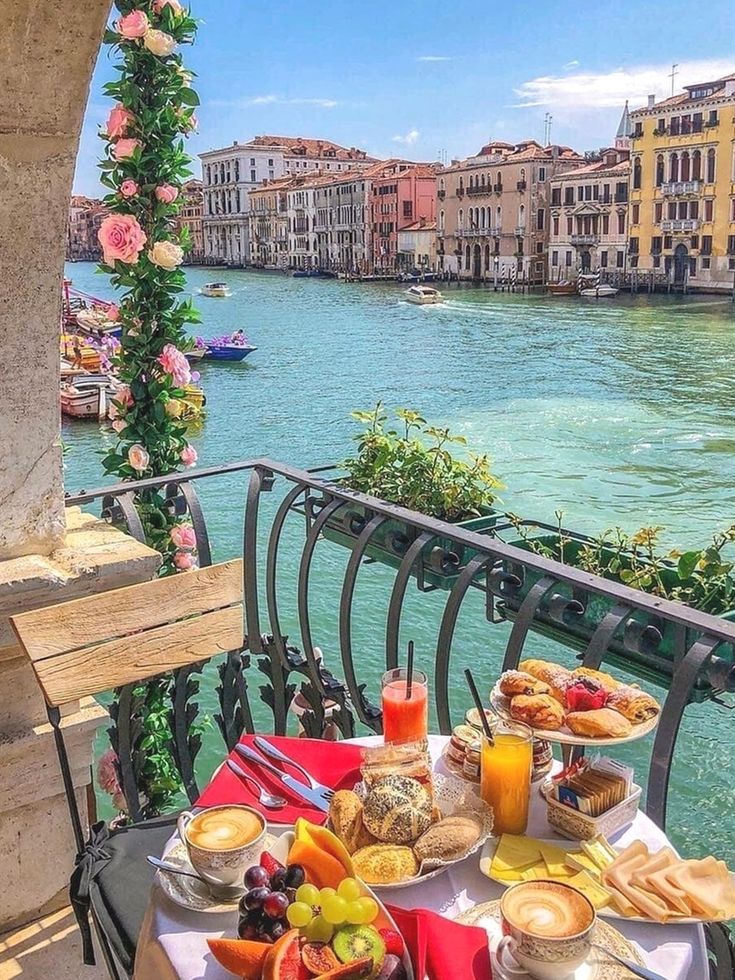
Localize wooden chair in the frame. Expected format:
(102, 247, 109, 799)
(11, 559, 244, 980)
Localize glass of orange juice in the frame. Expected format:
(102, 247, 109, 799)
(381, 668, 428, 744)
(480, 720, 533, 835)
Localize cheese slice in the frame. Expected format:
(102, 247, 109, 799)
(539, 842, 575, 878)
(491, 835, 543, 875)
(565, 870, 613, 909)
(564, 851, 603, 881)
(581, 836, 617, 871)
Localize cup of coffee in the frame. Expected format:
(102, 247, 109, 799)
(177, 805, 266, 895)
(496, 880, 596, 979)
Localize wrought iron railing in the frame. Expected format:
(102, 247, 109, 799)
(67, 459, 735, 831)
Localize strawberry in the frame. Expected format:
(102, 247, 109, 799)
(259, 850, 284, 876)
(378, 928, 404, 957)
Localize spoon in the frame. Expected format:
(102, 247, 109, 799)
(226, 758, 287, 809)
(591, 943, 666, 980)
(146, 856, 244, 899)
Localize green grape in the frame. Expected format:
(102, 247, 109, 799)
(345, 900, 367, 924)
(295, 883, 320, 907)
(337, 877, 361, 902)
(319, 887, 336, 903)
(286, 902, 313, 928)
(303, 914, 334, 943)
(321, 894, 348, 925)
(357, 896, 379, 923)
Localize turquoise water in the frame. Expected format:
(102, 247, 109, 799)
(63, 263, 735, 860)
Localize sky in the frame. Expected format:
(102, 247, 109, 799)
(74, 0, 735, 196)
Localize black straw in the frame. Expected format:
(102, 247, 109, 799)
(464, 668, 493, 744)
(406, 641, 414, 700)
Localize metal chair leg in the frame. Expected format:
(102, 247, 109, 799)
(92, 911, 127, 980)
(705, 922, 735, 980)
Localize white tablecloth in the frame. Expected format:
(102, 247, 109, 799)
(135, 735, 706, 980)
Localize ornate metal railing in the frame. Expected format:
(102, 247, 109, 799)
(67, 458, 735, 832)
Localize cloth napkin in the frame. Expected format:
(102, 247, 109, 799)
(196, 735, 363, 824)
(387, 905, 492, 980)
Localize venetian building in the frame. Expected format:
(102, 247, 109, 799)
(172, 178, 204, 264)
(628, 71, 735, 291)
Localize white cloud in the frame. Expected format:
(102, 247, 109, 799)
(416, 55, 451, 63)
(393, 128, 420, 145)
(514, 59, 735, 111)
(211, 94, 340, 108)
(563, 60, 579, 71)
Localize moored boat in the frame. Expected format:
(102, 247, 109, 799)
(200, 282, 231, 297)
(548, 281, 577, 296)
(405, 285, 444, 305)
(203, 343, 257, 361)
(60, 375, 120, 420)
(579, 283, 619, 298)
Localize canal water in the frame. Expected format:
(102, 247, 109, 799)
(63, 263, 735, 861)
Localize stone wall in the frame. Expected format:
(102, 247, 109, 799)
(0, 0, 112, 558)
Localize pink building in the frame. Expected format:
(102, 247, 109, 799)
(369, 162, 438, 272)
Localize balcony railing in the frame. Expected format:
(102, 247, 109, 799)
(437, 189, 446, 200)
(456, 187, 465, 198)
(67, 458, 735, 836)
(571, 233, 599, 245)
(514, 225, 526, 236)
(467, 185, 490, 196)
(493, 183, 503, 193)
(661, 181, 702, 196)
(516, 180, 527, 192)
(661, 218, 700, 232)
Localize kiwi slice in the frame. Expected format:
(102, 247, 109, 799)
(333, 925, 386, 971)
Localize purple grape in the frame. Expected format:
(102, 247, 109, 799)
(270, 868, 288, 892)
(263, 891, 289, 919)
(270, 921, 286, 940)
(237, 919, 259, 940)
(245, 865, 270, 889)
(244, 886, 271, 911)
(284, 864, 306, 888)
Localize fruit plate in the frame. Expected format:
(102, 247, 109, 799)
(490, 682, 659, 746)
(479, 837, 735, 925)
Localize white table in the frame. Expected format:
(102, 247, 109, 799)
(135, 735, 706, 980)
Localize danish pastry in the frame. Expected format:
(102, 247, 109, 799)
(499, 669, 552, 698)
(509, 693, 565, 730)
(566, 707, 633, 738)
(519, 659, 573, 702)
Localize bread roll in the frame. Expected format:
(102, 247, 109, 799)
(414, 814, 483, 863)
(362, 775, 433, 844)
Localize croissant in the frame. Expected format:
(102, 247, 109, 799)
(519, 659, 573, 703)
(605, 685, 660, 722)
(565, 707, 632, 738)
(572, 666, 623, 692)
(499, 670, 551, 698)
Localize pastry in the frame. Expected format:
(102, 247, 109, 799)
(566, 707, 633, 738)
(328, 790, 377, 854)
(352, 844, 419, 884)
(362, 775, 433, 844)
(499, 669, 552, 698)
(414, 814, 483, 863)
(519, 660, 573, 702)
(571, 666, 622, 692)
(509, 693, 565, 730)
(605, 685, 660, 722)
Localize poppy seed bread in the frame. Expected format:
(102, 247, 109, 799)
(362, 774, 432, 844)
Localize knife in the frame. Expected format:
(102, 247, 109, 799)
(235, 743, 331, 812)
(253, 736, 330, 793)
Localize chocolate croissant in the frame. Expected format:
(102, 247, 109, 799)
(519, 659, 573, 703)
(605, 685, 660, 722)
(499, 669, 551, 698)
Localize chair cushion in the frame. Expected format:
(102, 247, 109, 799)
(86, 816, 179, 976)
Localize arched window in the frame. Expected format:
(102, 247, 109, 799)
(481, 206, 486, 228)
(633, 158, 642, 189)
(481, 174, 486, 188)
(458, 207, 464, 229)
(459, 176, 464, 190)
(518, 203, 525, 228)
(706, 148, 716, 183)
(692, 150, 701, 181)
(439, 209, 445, 232)
(496, 205, 502, 231)
(669, 153, 679, 182)
(655, 155, 665, 186)
(465, 244, 471, 267)
(680, 152, 690, 182)
(439, 177, 445, 192)
(497, 173, 503, 190)
(484, 244, 491, 270)
(520, 168, 526, 181)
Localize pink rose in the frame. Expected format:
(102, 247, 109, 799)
(155, 183, 179, 204)
(157, 343, 191, 386)
(98, 214, 147, 266)
(119, 179, 139, 198)
(97, 749, 122, 796)
(113, 138, 142, 161)
(180, 444, 198, 467)
(117, 10, 149, 38)
(106, 304, 121, 321)
(106, 105, 134, 139)
(111, 418, 128, 434)
(128, 444, 150, 472)
(174, 550, 197, 571)
(153, 0, 183, 13)
(171, 524, 197, 549)
(116, 385, 134, 408)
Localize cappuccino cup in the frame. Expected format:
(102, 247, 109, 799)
(177, 805, 266, 895)
(496, 880, 596, 979)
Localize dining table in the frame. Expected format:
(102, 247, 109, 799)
(134, 734, 709, 980)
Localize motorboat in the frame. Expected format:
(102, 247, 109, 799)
(60, 375, 120, 420)
(203, 343, 257, 362)
(74, 307, 122, 338)
(579, 283, 619, 298)
(547, 281, 577, 296)
(405, 285, 444, 305)
(200, 282, 231, 298)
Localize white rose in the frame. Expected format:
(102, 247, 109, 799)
(149, 240, 184, 270)
(143, 29, 177, 56)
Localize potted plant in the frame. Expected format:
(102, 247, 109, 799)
(496, 514, 735, 696)
(312, 404, 502, 588)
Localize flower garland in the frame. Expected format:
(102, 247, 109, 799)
(97, 0, 202, 816)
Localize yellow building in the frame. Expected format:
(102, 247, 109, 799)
(628, 71, 735, 292)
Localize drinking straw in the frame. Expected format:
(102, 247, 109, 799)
(464, 668, 494, 744)
(406, 640, 414, 700)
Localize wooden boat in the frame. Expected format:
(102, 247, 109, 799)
(185, 348, 206, 362)
(180, 384, 206, 421)
(60, 375, 120, 420)
(60, 334, 102, 372)
(405, 285, 444, 305)
(75, 307, 122, 338)
(548, 281, 577, 296)
(203, 343, 257, 361)
(200, 282, 231, 297)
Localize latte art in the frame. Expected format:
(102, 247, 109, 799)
(186, 807, 264, 851)
(502, 882, 593, 938)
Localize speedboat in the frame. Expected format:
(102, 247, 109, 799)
(579, 284, 619, 298)
(203, 343, 257, 362)
(548, 281, 577, 296)
(405, 285, 444, 305)
(200, 282, 231, 298)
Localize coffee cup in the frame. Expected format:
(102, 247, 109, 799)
(496, 880, 596, 979)
(177, 804, 266, 896)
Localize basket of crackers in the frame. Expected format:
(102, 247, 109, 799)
(327, 741, 493, 889)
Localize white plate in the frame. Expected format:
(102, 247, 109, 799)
(490, 682, 659, 746)
(480, 836, 735, 925)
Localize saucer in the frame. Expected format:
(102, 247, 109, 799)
(455, 900, 644, 979)
(156, 834, 278, 914)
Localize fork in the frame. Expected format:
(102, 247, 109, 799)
(253, 736, 334, 801)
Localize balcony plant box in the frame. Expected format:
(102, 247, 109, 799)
(497, 530, 735, 699)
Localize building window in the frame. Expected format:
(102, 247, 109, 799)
(689, 200, 699, 219)
(617, 212, 625, 235)
(616, 251, 624, 268)
(566, 216, 573, 235)
(600, 251, 608, 267)
(565, 250, 572, 267)
(536, 241, 543, 254)
(702, 257, 710, 269)
(602, 214, 609, 235)
(653, 254, 661, 268)
(692, 150, 702, 181)
(564, 187, 574, 205)
(632, 204, 640, 224)
(706, 149, 716, 183)
(551, 250, 559, 266)
(708, 109, 718, 126)
(551, 188, 561, 205)
(669, 116, 680, 136)
(664, 235, 672, 250)
(553, 215, 559, 235)
(577, 186, 584, 202)
(538, 166, 546, 181)
(727, 235, 735, 254)
(403, 200, 413, 218)
(668, 202, 677, 219)
(651, 236, 662, 254)
(634, 121, 643, 137)
(537, 208, 545, 230)
(701, 235, 713, 255)
(250, 169, 256, 182)
(629, 237, 639, 255)
(633, 158, 642, 189)
(669, 153, 679, 182)
(704, 199, 714, 222)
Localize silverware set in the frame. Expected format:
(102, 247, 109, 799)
(227, 736, 333, 813)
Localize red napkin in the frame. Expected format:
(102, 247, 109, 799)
(196, 735, 363, 824)
(387, 905, 492, 980)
